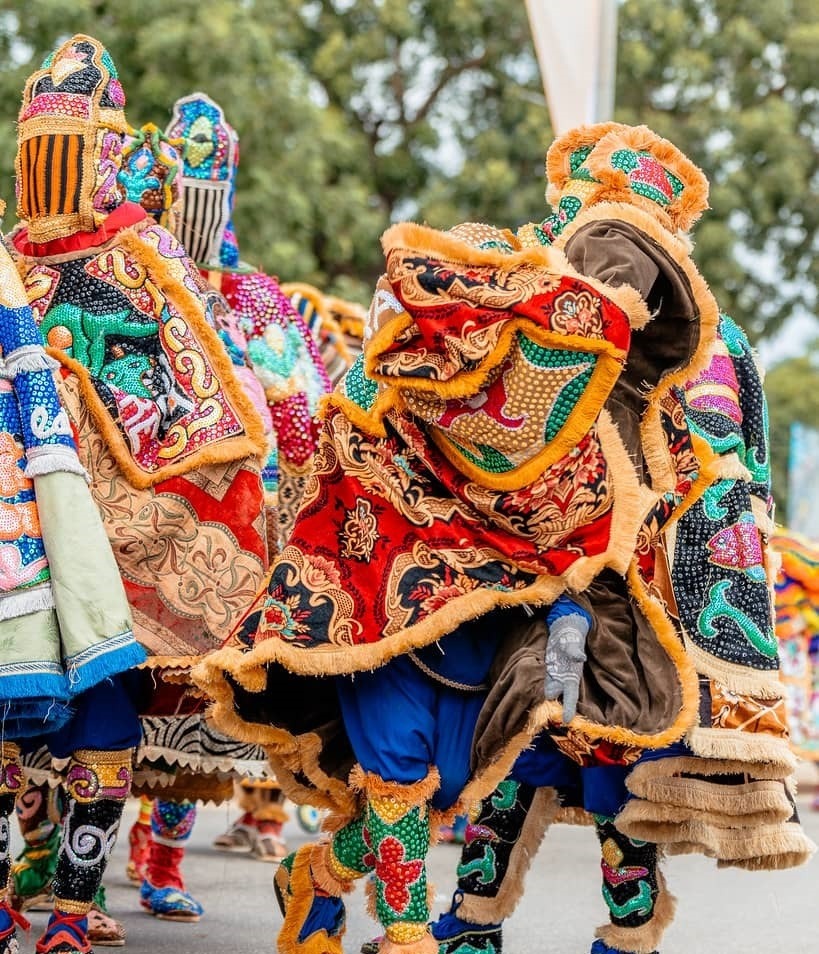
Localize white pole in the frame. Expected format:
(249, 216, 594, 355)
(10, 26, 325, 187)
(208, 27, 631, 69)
(525, 0, 619, 134)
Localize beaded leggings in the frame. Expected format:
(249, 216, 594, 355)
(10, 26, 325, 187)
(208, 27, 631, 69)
(327, 796, 432, 947)
(146, 799, 196, 890)
(52, 748, 132, 916)
(0, 745, 24, 901)
(595, 815, 660, 934)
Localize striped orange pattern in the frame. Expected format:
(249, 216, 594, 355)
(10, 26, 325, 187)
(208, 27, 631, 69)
(18, 134, 84, 219)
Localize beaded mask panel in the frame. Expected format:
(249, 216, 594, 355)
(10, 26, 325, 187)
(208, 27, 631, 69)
(166, 93, 239, 267)
(119, 123, 184, 231)
(16, 34, 128, 243)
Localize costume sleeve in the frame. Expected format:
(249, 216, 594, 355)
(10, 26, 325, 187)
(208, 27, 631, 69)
(563, 219, 700, 399)
(546, 593, 592, 628)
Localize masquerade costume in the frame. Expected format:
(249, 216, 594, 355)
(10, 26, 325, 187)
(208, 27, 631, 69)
(6, 35, 274, 927)
(166, 92, 331, 545)
(191, 117, 752, 948)
(117, 122, 288, 887)
(0, 236, 143, 954)
(427, 122, 814, 954)
(284, 282, 366, 388)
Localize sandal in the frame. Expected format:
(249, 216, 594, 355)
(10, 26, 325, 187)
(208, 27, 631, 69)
(253, 823, 288, 863)
(87, 899, 126, 947)
(213, 816, 256, 854)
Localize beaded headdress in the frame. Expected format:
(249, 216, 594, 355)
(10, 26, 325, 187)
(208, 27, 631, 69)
(16, 34, 128, 243)
(530, 123, 709, 245)
(118, 123, 184, 231)
(165, 93, 239, 267)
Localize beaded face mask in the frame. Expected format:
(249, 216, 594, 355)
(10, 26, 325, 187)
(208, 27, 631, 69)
(16, 34, 128, 243)
(165, 93, 239, 267)
(119, 124, 184, 230)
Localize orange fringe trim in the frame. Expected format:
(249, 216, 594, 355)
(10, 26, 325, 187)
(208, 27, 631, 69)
(349, 765, 441, 806)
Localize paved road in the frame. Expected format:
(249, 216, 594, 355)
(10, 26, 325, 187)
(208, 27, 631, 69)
(15, 776, 819, 954)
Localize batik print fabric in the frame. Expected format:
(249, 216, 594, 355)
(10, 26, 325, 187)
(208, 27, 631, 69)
(8, 216, 270, 663)
(194, 221, 725, 796)
(773, 530, 819, 761)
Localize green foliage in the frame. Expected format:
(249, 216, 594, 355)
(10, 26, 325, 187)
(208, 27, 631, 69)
(0, 0, 816, 333)
(618, 0, 819, 343)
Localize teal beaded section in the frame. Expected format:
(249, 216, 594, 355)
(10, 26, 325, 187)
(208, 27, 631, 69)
(718, 313, 749, 359)
(545, 365, 595, 441)
(518, 336, 596, 442)
(366, 801, 430, 926)
(101, 50, 119, 78)
(611, 148, 672, 206)
(518, 335, 596, 371)
(667, 168, 685, 198)
(332, 814, 372, 875)
(344, 354, 379, 412)
(569, 145, 594, 173)
(448, 439, 515, 474)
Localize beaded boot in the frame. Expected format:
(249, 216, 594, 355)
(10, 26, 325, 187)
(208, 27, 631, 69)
(591, 815, 674, 954)
(12, 781, 60, 912)
(36, 749, 132, 954)
(364, 792, 437, 954)
(273, 843, 349, 954)
(0, 744, 29, 954)
(140, 800, 202, 921)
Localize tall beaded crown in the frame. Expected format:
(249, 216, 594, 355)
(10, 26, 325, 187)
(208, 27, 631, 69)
(165, 93, 240, 268)
(524, 123, 709, 247)
(16, 34, 128, 242)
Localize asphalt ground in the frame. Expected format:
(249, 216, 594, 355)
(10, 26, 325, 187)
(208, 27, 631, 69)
(11, 771, 819, 954)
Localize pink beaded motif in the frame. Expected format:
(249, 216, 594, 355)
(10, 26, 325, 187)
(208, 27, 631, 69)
(21, 92, 91, 122)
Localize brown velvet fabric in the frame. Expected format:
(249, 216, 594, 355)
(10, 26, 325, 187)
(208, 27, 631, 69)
(564, 220, 699, 418)
(472, 574, 683, 770)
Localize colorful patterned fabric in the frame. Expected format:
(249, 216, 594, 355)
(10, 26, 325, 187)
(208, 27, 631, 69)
(218, 224, 643, 666)
(670, 316, 779, 683)
(165, 93, 238, 267)
(12, 221, 265, 488)
(0, 244, 142, 736)
(11, 41, 271, 664)
(116, 119, 279, 546)
(517, 123, 709, 249)
(118, 124, 183, 232)
(773, 529, 819, 761)
(53, 749, 132, 916)
(196, 219, 712, 806)
(166, 92, 330, 542)
(16, 35, 128, 244)
(366, 795, 431, 937)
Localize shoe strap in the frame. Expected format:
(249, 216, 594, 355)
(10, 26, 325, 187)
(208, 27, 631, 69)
(0, 901, 31, 935)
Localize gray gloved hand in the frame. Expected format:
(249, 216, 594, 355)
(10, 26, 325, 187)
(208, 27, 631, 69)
(544, 613, 589, 724)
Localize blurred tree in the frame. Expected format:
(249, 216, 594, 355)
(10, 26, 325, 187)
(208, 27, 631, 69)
(617, 0, 818, 343)
(764, 345, 819, 516)
(0, 0, 816, 332)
